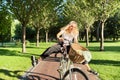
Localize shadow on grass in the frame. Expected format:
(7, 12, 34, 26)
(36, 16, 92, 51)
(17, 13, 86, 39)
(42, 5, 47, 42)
(0, 48, 40, 58)
(90, 59, 120, 66)
(0, 49, 20, 56)
(0, 69, 24, 79)
(88, 46, 120, 52)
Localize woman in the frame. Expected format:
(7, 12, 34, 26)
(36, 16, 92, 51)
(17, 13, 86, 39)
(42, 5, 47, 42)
(40, 21, 98, 75)
(40, 21, 79, 59)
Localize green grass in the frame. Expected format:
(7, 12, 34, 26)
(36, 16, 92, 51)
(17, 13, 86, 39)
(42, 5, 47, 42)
(0, 42, 120, 80)
(86, 42, 120, 80)
(0, 42, 54, 80)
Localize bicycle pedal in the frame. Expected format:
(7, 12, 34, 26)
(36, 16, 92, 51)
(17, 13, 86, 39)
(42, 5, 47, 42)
(31, 56, 37, 66)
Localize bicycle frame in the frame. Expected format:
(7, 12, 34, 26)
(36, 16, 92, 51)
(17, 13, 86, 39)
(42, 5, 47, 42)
(57, 44, 89, 80)
(57, 45, 74, 80)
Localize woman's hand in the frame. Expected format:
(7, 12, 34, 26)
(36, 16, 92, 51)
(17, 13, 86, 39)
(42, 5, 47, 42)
(58, 37, 64, 42)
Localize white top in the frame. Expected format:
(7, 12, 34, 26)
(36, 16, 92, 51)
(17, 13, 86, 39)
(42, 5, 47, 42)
(61, 30, 78, 45)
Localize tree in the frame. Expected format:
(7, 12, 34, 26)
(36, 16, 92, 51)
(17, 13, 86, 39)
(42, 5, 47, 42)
(38, 0, 60, 43)
(30, 0, 43, 47)
(7, 0, 36, 53)
(63, 0, 95, 46)
(42, 5, 57, 43)
(30, 0, 61, 45)
(93, 0, 120, 51)
(0, 1, 12, 46)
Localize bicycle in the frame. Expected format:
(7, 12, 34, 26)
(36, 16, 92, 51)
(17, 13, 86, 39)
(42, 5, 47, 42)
(57, 43, 89, 80)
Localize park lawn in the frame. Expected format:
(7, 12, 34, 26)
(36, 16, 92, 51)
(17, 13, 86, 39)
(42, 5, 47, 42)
(86, 41, 120, 80)
(0, 41, 120, 80)
(0, 42, 54, 80)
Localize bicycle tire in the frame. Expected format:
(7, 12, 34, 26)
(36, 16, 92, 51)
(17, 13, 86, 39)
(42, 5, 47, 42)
(62, 68, 89, 80)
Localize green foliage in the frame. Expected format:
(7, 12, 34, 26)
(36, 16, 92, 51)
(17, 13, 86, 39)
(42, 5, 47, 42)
(15, 40, 21, 47)
(92, 0, 120, 21)
(30, 0, 62, 30)
(7, 0, 36, 24)
(105, 15, 120, 40)
(0, 12, 11, 34)
(63, 0, 96, 31)
(14, 24, 36, 42)
(0, 6, 12, 42)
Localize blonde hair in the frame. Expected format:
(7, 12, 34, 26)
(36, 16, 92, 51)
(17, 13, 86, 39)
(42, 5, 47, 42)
(61, 21, 79, 35)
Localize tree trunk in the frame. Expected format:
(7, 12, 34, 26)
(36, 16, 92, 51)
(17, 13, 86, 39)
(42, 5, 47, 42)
(96, 21, 101, 42)
(22, 25, 26, 53)
(36, 28, 40, 47)
(90, 27, 93, 42)
(45, 31, 48, 43)
(1, 34, 4, 47)
(100, 21, 104, 51)
(85, 27, 89, 47)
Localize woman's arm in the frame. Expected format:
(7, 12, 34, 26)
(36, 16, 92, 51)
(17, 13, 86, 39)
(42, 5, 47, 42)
(57, 30, 64, 41)
(73, 35, 78, 43)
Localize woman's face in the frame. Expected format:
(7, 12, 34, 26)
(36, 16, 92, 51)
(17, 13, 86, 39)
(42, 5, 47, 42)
(69, 24, 77, 30)
(69, 25, 74, 30)
(68, 24, 75, 32)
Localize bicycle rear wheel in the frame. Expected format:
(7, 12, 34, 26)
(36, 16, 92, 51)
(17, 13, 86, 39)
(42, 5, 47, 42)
(62, 68, 89, 80)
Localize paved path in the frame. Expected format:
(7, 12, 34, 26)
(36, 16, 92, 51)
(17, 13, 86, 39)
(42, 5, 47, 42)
(24, 54, 100, 80)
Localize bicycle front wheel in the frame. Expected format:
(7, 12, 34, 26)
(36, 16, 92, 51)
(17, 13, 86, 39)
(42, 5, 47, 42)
(62, 68, 89, 80)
